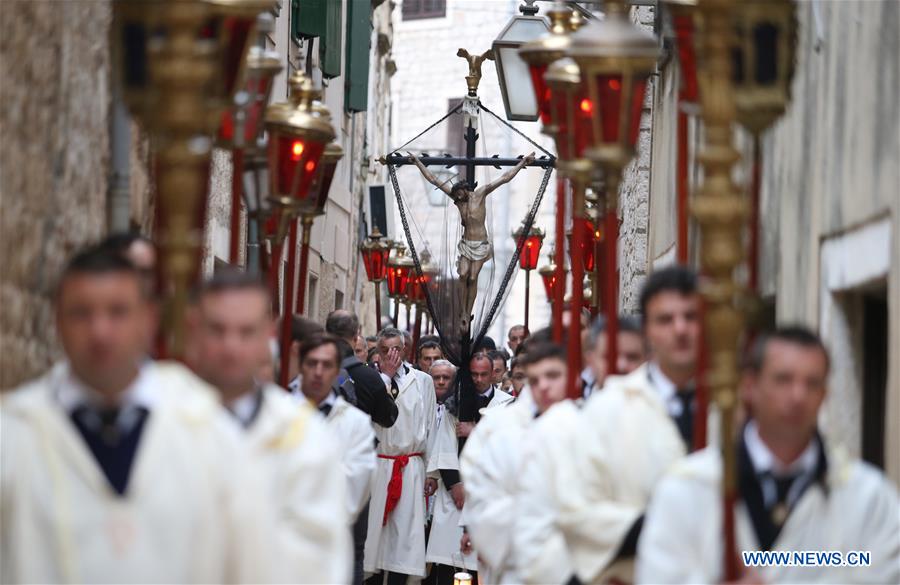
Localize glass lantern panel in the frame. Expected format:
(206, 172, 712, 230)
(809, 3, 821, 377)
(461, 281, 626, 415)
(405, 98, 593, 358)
(498, 46, 538, 118)
(573, 91, 595, 159)
(550, 89, 574, 159)
(387, 265, 411, 296)
(594, 74, 647, 149)
(220, 16, 255, 97)
(271, 135, 326, 201)
(518, 234, 544, 270)
(310, 159, 339, 214)
(753, 22, 779, 85)
(528, 63, 552, 125)
(242, 165, 269, 213)
(674, 15, 698, 102)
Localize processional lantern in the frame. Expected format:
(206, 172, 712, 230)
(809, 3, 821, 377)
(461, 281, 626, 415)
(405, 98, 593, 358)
(513, 222, 545, 334)
(566, 0, 659, 380)
(263, 71, 336, 244)
(492, 0, 551, 122)
(663, 0, 699, 104)
(112, 0, 273, 357)
(731, 0, 797, 135)
(538, 253, 567, 304)
(386, 244, 414, 327)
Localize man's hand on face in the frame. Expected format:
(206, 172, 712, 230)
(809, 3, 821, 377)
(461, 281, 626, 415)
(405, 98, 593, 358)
(456, 421, 475, 438)
(460, 532, 473, 555)
(450, 482, 466, 510)
(381, 346, 402, 379)
(424, 477, 438, 498)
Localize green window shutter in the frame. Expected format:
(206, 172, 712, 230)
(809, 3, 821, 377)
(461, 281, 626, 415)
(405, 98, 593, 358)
(292, 0, 342, 79)
(319, 0, 343, 78)
(345, 0, 371, 112)
(292, 0, 325, 40)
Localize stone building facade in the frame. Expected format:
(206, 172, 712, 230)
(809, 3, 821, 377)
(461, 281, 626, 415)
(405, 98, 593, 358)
(643, 2, 899, 483)
(0, 0, 394, 387)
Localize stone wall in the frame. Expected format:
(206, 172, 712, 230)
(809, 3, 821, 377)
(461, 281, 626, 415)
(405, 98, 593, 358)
(0, 1, 113, 388)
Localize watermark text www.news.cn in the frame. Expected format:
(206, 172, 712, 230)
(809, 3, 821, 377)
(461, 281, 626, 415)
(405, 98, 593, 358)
(742, 550, 872, 568)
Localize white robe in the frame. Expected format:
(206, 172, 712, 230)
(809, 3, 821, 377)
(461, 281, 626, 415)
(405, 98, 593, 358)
(0, 361, 274, 584)
(514, 364, 686, 584)
(636, 445, 900, 584)
(513, 399, 583, 585)
(425, 387, 514, 573)
(459, 387, 536, 584)
(364, 367, 437, 577)
(325, 395, 377, 522)
(247, 385, 351, 584)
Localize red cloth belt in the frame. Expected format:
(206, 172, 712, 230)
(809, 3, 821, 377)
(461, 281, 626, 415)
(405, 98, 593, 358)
(378, 452, 424, 526)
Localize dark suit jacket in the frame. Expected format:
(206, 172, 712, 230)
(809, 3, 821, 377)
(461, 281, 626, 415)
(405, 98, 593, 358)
(336, 339, 398, 428)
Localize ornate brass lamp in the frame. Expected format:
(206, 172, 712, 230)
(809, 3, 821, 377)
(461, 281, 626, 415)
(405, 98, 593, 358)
(206, 0, 277, 100)
(492, 0, 550, 122)
(360, 227, 392, 329)
(567, 0, 659, 378)
(512, 222, 545, 334)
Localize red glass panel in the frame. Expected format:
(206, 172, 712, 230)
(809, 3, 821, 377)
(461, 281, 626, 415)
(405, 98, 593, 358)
(528, 63, 552, 126)
(518, 234, 544, 270)
(540, 269, 563, 301)
(567, 218, 598, 272)
(270, 135, 326, 201)
(221, 16, 254, 97)
(549, 84, 594, 160)
(572, 92, 595, 159)
(362, 247, 390, 282)
(674, 15, 698, 103)
(594, 74, 649, 149)
(386, 264, 412, 297)
(310, 159, 339, 214)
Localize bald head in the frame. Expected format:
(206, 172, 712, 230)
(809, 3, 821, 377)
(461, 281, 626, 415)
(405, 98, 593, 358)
(326, 309, 360, 343)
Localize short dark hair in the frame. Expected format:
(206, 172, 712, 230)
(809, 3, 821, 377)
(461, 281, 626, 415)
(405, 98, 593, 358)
(486, 350, 507, 367)
(98, 232, 153, 256)
(508, 325, 526, 337)
(520, 341, 567, 367)
(299, 333, 342, 366)
(417, 340, 442, 359)
(639, 266, 698, 318)
(510, 356, 523, 371)
(746, 326, 830, 374)
(378, 326, 404, 342)
(474, 335, 497, 352)
(57, 244, 140, 297)
(365, 335, 378, 343)
(418, 334, 440, 348)
(587, 314, 643, 348)
(619, 314, 642, 334)
(196, 269, 270, 303)
(291, 315, 325, 344)
(470, 352, 493, 367)
(326, 309, 360, 340)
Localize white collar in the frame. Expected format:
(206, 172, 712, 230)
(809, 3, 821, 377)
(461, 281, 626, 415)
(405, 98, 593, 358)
(744, 420, 819, 478)
(478, 385, 495, 399)
(318, 390, 338, 409)
(57, 361, 156, 414)
(580, 367, 595, 386)
(647, 361, 677, 402)
(228, 389, 263, 427)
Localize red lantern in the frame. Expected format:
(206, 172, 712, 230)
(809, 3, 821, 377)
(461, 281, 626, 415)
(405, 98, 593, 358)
(361, 227, 391, 283)
(386, 248, 414, 299)
(513, 224, 545, 270)
(264, 72, 335, 214)
(666, 0, 699, 104)
(566, 0, 658, 170)
(207, 0, 277, 98)
(539, 256, 567, 302)
(218, 44, 282, 147)
(567, 218, 603, 272)
(544, 59, 595, 162)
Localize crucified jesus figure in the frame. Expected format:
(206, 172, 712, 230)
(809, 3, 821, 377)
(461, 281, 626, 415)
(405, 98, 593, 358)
(408, 151, 535, 332)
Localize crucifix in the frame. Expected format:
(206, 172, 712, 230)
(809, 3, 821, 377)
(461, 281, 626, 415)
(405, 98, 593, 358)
(386, 47, 552, 334)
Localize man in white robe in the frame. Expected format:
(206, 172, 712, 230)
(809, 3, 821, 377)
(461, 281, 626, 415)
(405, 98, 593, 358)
(364, 327, 438, 583)
(425, 353, 514, 582)
(637, 327, 900, 584)
(461, 339, 570, 584)
(515, 266, 701, 584)
(1, 245, 273, 584)
(187, 271, 350, 584)
(295, 332, 377, 585)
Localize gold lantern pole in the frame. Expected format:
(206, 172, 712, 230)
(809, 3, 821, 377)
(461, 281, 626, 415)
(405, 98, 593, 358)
(692, 0, 745, 579)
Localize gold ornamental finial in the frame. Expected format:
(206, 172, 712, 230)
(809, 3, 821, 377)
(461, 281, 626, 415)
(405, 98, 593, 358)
(456, 48, 494, 97)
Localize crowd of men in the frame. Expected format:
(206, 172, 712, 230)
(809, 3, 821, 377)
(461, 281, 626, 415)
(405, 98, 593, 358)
(1, 235, 898, 584)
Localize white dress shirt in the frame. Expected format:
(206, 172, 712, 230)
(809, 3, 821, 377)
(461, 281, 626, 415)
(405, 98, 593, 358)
(56, 362, 156, 433)
(744, 420, 820, 508)
(646, 361, 692, 419)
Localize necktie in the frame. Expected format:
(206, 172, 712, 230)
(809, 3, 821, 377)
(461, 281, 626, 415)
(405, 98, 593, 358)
(674, 388, 695, 449)
(319, 403, 333, 417)
(769, 472, 799, 526)
(390, 377, 399, 400)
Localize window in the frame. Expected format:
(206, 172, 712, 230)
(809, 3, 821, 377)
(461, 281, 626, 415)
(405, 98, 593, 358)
(861, 288, 888, 469)
(334, 290, 344, 311)
(307, 274, 319, 317)
(402, 0, 445, 21)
